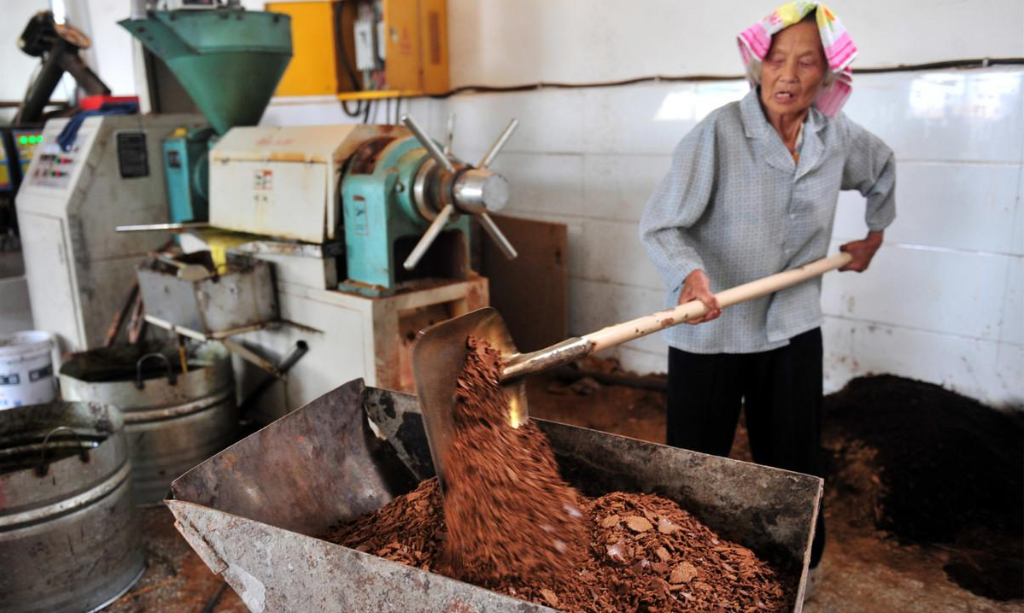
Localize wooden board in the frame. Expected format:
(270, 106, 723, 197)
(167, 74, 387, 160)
(480, 215, 568, 353)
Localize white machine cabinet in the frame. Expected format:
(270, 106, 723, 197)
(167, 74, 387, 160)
(16, 114, 204, 352)
(209, 124, 383, 244)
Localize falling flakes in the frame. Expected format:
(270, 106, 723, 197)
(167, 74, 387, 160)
(437, 337, 589, 586)
(600, 514, 621, 528)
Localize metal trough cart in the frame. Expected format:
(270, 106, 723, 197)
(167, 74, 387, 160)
(168, 379, 822, 613)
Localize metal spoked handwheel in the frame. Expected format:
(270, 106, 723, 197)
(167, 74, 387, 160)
(400, 114, 520, 270)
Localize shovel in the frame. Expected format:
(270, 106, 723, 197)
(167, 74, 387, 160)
(413, 252, 852, 487)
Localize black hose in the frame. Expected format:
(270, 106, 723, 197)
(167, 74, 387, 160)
(334, 0, 367, 119)
(341, 99, 363, 118)
(333, 0, 362, 93)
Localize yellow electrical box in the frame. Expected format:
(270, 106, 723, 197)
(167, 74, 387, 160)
(268, 1, 342, 97)
(269, 0, 449, 99)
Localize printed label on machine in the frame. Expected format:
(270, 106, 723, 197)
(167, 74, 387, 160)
(254, 169, 274, 190)
(353, 195, 370, 236)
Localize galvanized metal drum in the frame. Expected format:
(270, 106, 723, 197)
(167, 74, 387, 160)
(0, 400, 145, 613)
(60, 341, 237, 505)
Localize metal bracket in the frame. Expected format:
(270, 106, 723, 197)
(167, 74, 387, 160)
(143, 315, 281, 377)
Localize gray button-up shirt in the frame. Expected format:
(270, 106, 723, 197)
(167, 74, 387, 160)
(640, 88, 896, 354)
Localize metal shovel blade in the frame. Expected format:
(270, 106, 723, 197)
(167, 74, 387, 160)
(412, 307, 528, 489)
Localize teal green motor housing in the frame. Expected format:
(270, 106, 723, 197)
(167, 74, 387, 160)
(120, 9, 292, 223)
(338, 116, 519, 296)
(162, 127, 214, 223)
(337, 115, 520, 296)
(340, 135, 472, 296)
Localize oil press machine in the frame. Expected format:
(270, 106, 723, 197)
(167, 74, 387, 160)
(161, 114, 519, 417)
(91, 2, 516, 418)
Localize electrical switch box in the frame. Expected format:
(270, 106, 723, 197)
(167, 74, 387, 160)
(269, 0, 449, 99)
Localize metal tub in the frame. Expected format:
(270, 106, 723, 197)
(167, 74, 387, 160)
(137, 252, 278, 336)
(0, 401, 145, 613)
(60, 341, 237, 505)
(168, 379, 821, 613)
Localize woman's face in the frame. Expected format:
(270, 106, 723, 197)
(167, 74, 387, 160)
(759, 20, 827, 117)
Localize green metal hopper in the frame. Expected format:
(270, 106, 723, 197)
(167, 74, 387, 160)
(120, 10, 292, 134)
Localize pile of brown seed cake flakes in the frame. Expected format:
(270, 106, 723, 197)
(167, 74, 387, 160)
(326, 338, 792, 612)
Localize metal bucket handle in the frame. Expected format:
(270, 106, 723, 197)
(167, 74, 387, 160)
(35, 426, 89, 476)
(136, 353, 178, 390)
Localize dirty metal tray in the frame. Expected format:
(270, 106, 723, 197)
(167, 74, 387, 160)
(168, 380, 821, 613)
(137, 252, 278, 337)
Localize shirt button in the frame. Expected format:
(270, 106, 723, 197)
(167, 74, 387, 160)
(789, 213, 796, 219)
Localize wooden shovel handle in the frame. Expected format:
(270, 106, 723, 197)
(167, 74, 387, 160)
(582, 252, 852, 353)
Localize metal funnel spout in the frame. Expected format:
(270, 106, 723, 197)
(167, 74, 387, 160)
(120, 10, 292, 135)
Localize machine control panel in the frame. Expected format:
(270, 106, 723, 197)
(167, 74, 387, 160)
(21, 124, 96, 191)
(28, 151, 80, 189)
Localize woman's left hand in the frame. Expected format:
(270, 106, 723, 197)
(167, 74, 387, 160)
(839, 230, 884, 272)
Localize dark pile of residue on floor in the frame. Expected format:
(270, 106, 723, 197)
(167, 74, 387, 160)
(325, 337, 793, 613)
(824, 375, 1023, 601)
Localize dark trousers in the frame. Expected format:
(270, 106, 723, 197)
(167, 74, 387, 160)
(666, 328, 826, 567)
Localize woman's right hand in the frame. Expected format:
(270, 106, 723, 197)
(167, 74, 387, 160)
(679, 270, 722, 324)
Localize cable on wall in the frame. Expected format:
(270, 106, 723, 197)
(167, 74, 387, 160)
(427, 57, 1024, 99)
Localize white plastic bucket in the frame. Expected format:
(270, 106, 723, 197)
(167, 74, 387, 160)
(0, 331, 56, 410)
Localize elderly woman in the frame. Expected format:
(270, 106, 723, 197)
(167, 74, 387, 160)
(640, 2, 895, 572)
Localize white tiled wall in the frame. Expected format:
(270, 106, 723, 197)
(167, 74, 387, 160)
(446, 0, 1024, 87)
(823, 68, 1023, 408)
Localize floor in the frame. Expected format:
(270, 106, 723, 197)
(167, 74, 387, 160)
(105, 507, 247, 613)
(103, 370, 1021, 613)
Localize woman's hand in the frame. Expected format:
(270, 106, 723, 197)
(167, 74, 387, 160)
(679, 270, 722, 324)
(840, 230, 884, 272)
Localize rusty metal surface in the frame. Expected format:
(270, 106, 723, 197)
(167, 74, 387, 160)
(170, 380, 417, 538)
(137, 254, 278, 335)
(168, 380, 819, 613)
(59, 342, 237, 505)
(544, 421, 821, 584)
(363, 386, 435, 481)
(0, 401, 145, 613)
(168, 500, 556, 613)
